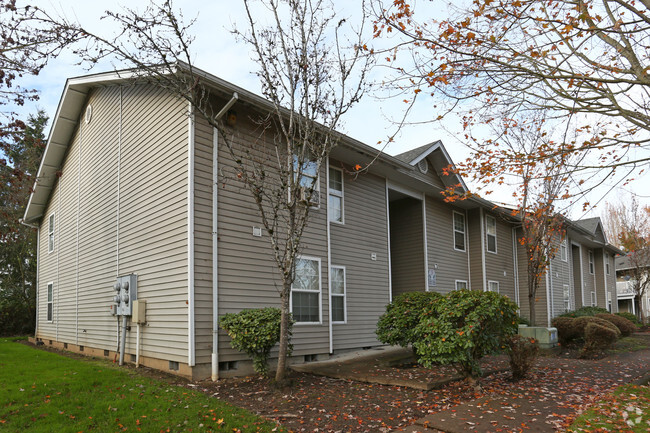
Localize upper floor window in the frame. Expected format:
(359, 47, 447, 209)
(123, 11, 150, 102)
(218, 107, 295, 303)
(328, 167, 343, 223)
(453, 211, 466, 251)
(560, 239, 568, 262)
(486, 215, 497, 253)
(48, 213, 55, 253)
(588, 250, 594, 274)
(293, 153, 320, 206)
(291, 257, 321, 323)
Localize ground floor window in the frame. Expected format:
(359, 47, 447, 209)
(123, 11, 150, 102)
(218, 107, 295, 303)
(607, 291, 612, 312)
(330, 266, 346, 323)
(291, 257, 321, 323)
(455, 280, 468, 290)
(563, 285, 571, 312)
(487, 281, 499, 293)
(590, 291, 597, 307)
(47, 282, 54, 322)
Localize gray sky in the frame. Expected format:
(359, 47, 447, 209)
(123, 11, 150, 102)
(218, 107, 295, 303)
(18, 0, 650, 219)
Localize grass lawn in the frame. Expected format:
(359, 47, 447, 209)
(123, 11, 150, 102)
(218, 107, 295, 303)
(0, 338, 282, 432)
(568, 383, 650, 432)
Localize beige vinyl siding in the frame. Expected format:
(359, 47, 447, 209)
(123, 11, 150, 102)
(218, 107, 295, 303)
(389, 198, 425, 296)
(35, 84, 190, 363)
(606, 254, 617, 313)
(330, 166, 390, 351)
(425, 196, 469, 294)
(548, 238, 572, 318)
(213, 106, 329, 362)
(36, 182, 59, 340)
(483, 214, 516, 301)
(515, 227, 551, 326)
(467, 209, 483, 291)
(192, 110, 214, 365)
(570, 242, 585, 309)
(594, 248, 606, 308)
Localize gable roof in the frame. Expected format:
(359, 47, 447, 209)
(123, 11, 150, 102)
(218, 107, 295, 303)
(616, 251, 650, 271)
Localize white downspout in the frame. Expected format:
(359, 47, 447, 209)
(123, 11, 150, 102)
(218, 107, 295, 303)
(212, 93, 238, 381)
(326, 157, 333, 354)
(480, 208, 487, 291)
(117, 86, 122, 352)
(385, 181, 392, 302)
(547, 260, 553, 325)
(465, 210, 471, 290)
(76, 108, 83, 345)
(422, 193, 429, 291)
(188, 101, 196, 367)
(512, 227, 520, 307)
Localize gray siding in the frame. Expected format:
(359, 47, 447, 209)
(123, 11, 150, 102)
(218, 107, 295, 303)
(213, 105, 329, 361)
(467, 209, 483, 291)
(36, 84, 190, 363)
(483, 213, 516, 301)
(594, 248, 606, 308)
(389, 198, 425, 296)
(330, 167, 390, 351)
(515, 228, 551, 326)
(424, 196, 469, 293)
(582, 247, 596, 306)
(548, 238, 572, 319)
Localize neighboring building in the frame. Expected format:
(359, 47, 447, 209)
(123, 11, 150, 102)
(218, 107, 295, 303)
(616, 253, 650, 321)
(22, 67, 622, 379)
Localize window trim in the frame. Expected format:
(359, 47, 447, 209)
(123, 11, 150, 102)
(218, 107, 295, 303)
(487, 280, 500, 293)
(605, 252, 610, 275)
(292, 154, 321, 209)
(47, 282, 54, 322)
(452, 211, 466, 252)
(328, 166, 344, 224)
(290, 255, 322, 324)
(486, 215, 497, 254)
(330, 265, 346, 324)
(455, 280, 468, 290)
(590, 291, 597, 307)
(48, 213, 55, 254)
(588, 250, 594, 274)
(560, 239, 568, 262)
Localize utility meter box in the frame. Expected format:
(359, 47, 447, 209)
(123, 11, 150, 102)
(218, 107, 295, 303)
(112, 274, 137, 316)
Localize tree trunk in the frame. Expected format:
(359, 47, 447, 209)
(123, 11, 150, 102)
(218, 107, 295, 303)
(529, 292, 537, 327)
(275, 284, 291, 383)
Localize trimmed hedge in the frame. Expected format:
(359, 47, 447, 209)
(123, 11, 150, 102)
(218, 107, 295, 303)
(583, 322, 619, 354)
(376, 291, 443, 350)
(560, 306, 610, 318)
(615, 312, 640, 325)
(595, 313, 637, 336)
(551, 315, 622, 354)
(551, 316, 582, 345)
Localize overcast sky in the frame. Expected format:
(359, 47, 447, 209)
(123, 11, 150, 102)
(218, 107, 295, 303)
(18, 0, 650, 219)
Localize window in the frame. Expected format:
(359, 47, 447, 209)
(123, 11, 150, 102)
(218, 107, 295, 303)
(486, 215, 497, 253)
(328, 167, 343, 223)
(563, 285, 571, 312)
(488, 281, 499, 293)
(607, 291, 612, 312)
(47, 283, 53, 321)
(291, 257, 321, 323)
(588, 250, 594, 274)
(48, 213, 55, 253)
(560, 240, 568, 262)
(605, 252, 610, 275)
(293, 153, 320, 205)
(453, 211, 466, 251)
(590, 291, 597, 307)
(330, 266, 346, 323)
(455, 280, 468, 290)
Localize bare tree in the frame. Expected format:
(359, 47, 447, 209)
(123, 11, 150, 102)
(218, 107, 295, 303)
(372, 0, 650, 192)
(40, 0, 372, 381)
(603, 194, 650, 323)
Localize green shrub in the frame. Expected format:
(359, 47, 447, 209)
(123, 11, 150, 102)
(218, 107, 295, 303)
(551, 316, 582, 345)
(412, 289, 519, 379)
(560, 306, 609, 318)
(615, 312, 640, 325)
(219, 308, 292, 377)
(507, 335, 539, 381)
(574, 316, 620, 337)
(595, 313, 637, 336)
(582, 322, 619, 355)
(376, 291, 443, 349)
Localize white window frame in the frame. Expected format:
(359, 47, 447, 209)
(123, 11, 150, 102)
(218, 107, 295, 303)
(330, 266, 346, 324)
(328, 167, 344, 224)
(452, 211, 466, 252)
(607, 291, 612, 312)
(47, 282, 54, 322)
(563, 284, 571, 312)
(487, 280, 500, 293)
(455, 280, 468, 290)
(605, 252, 610, 275)
(48, 213, 55, 253)
(293, 154, 320, 208)
(560, 239, 568, 262)
(590, 291, 597, 307)
(588, 250, 594, 274)
(486, 215, 497, 254)
(290, 256, 322, 324)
